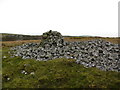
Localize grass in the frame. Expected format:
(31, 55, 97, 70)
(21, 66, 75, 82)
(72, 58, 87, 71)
(64, 37, 120, 44)
(2, 40, 40, 47)
(1, 38, 120, 88)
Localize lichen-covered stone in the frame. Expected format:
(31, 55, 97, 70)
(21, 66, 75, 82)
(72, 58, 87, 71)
(40, 30, 64, 47)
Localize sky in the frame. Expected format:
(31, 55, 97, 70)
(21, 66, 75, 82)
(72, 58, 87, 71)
(0, 0, 119, 37)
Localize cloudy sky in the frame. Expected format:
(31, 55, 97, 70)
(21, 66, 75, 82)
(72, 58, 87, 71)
(0, 0, 119, 37)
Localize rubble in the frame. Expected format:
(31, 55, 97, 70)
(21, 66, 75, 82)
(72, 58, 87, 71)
(10, 30, 120, 72)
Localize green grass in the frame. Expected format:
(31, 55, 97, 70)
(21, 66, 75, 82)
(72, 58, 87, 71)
(2, 46, 120, 88)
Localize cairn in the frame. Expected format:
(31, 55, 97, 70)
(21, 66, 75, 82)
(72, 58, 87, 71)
(10, 30, 120, 72)
(40, 30, 64, 47)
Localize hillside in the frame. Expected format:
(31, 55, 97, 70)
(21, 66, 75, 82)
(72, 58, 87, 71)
(1, 33, 120, 44)
(1, 32, 120, 88)
(1, 33, 42, 41)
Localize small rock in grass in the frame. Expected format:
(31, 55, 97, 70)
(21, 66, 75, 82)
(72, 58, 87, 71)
(7, 78, 10, 81)
(25, 72, 27, 75)
(3, 56, 7, 59)
(30, 72, 35, 75)
(21, 70, 26, 74)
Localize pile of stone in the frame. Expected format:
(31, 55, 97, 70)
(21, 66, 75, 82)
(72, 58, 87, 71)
(40, 30, 64, 47)
(10, 30, 120, 72)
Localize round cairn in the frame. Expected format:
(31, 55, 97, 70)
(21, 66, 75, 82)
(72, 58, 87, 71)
(40, 30, 64, 47)
(10, 30, 120, 72)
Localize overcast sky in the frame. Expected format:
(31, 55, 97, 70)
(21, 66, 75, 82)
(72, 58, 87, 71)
(0, 0, 119, 37)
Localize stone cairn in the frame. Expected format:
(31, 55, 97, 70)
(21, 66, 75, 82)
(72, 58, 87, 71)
(10, 30, 120, 72)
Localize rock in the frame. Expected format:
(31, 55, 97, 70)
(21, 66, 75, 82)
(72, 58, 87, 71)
(10, 30, 120, 72)
(7, 78, 10, 81)
(40, 30, 64, 47)
(21, 70, 26, 74)
(21, 70, 28, 75)
(3, 56, 7, 59)
(25, 72, 27, 75)
(30, 72, 35, 75)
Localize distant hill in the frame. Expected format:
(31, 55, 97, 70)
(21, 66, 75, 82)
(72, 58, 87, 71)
(1, 33, 42, 41)
(0, 33, 119, 41)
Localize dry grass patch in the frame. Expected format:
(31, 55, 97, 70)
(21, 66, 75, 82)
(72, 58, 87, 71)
(1, 40, 40, 47)
(1, 37, 120, 48)
(64, 37, 120, 44)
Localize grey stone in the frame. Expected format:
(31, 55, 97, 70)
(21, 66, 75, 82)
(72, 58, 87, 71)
(3, 56, 7, 59)
(7, 78, 10, 81)
(10, 30, 120, 72)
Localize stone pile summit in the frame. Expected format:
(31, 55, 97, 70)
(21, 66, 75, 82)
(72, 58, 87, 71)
(10, 30, 120, 72)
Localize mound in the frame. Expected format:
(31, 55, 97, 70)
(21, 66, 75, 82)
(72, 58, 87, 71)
(10, 30, 120, 72)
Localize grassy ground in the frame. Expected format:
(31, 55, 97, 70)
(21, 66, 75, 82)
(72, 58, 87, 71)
(2, 37, 120, 48)
(1, 37, 120, 88)
(2, 40, 40, 47)
(64, 37, 120, 44)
